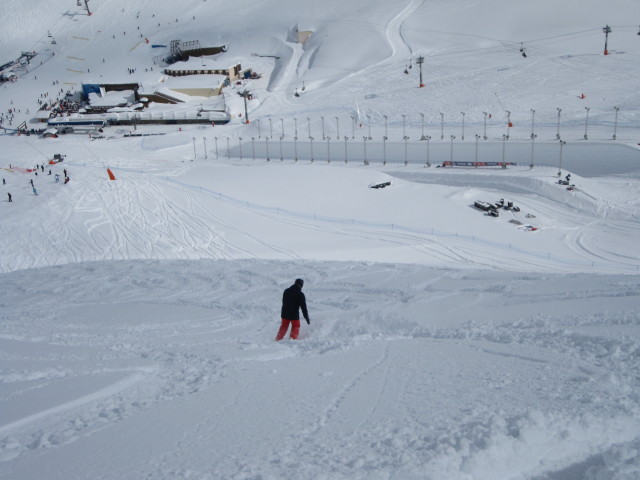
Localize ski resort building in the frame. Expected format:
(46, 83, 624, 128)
(164, 57, 243, 81)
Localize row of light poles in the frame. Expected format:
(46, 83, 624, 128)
(195, 106, 622, 160)
(240, 107, 622, 147)
(202, 132, 575, 175)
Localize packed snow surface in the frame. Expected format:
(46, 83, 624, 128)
(1, 0, 640, 479)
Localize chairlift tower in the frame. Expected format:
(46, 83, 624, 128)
(239, 90, 251, 124)
(78, 0, 91, 16)
(602, 25, 612, 55)
(416, 55, 425, 88)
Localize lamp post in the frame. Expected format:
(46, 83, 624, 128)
(584, 107, 590, 140)
(483, 111, 488, 140)
(613, 106, 620, 140)
(404, 135, 408, 165)
(425, 135, 431, 167)
(530, 109, 535, 139)
(558, 140, 566, 176)
(530, 133, 537, 169)
(383, 135, 387, 165)
(450, 135, 455, 162)
(326, 136, 331, 162)
(310, 136, 314, 162)
(556, 108, 562, 140)
(344, 136, 348, 163)
(363, 136, 368, 165)
(475, 134, 480, 162)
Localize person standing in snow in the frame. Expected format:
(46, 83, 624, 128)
(7, 192, 12, 202)
(275, 278, 310, 341)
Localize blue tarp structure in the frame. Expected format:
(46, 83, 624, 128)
(81, 83, 101, 101)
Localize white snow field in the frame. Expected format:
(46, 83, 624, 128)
(1, 0, 640, 479)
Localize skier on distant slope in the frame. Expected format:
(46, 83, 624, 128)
(275, 278, 310, 341)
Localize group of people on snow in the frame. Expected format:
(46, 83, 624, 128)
(3, 163, 69, 203)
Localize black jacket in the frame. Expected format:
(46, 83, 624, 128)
(281, 284, 309, 321)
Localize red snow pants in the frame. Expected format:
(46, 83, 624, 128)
(275, 318, 300, 341)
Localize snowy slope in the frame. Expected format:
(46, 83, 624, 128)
(1, 1, 640, 479)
